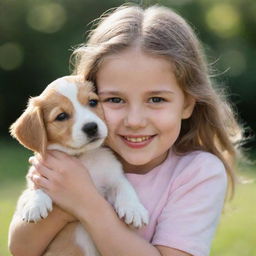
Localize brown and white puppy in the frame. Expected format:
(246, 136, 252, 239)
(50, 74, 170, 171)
(10, 76, 148, 256)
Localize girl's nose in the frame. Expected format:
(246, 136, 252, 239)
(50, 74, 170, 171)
(124, 106, 147, 129)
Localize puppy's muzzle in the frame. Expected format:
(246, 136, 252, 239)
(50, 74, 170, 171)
(82, 122, 98, 138)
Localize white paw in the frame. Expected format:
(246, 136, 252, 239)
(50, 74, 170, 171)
(114, 199, 149, 228)
(18, 189, 52, 222)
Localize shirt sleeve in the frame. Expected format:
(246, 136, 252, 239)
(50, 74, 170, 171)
(152, 153, 228, 256)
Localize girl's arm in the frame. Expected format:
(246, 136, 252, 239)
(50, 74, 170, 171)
(8, 206, 74, 256)
(76, 189, 191, 256)
(30, 151, 192, 256)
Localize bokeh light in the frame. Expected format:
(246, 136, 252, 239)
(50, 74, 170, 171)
(206, 3, 241, 38)
(26, 3, 67, 33)
(0, 42, 24, 71)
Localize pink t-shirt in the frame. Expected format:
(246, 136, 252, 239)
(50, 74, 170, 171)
(125, 150, 227, 256)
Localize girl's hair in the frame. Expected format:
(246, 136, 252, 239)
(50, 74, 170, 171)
(72, 4, 244, 197)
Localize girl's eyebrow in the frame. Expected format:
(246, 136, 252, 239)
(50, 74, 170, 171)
(147, 90, 175, 95)
(98, 91, 122, 96)
(98, 90, 175, 95)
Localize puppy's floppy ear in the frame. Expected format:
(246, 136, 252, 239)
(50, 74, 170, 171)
(10, 98, 47, 154)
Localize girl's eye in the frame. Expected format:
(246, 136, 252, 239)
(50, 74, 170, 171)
(55, 112, 70, 121)
(149, 97, 165, 103)
(106, 97, 123, 104)
(89, 99, 98, 107)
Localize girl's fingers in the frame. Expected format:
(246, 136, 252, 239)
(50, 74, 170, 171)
(29, 157, 53, 180)
(28, 156, 35, 164)
(30, 151, 71, 171)
(32, 175, 50, 190)
(29, 153, 56, 169)
(28, 166, 38, 176)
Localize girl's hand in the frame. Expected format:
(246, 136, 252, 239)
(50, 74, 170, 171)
(29, 151, 100, 218)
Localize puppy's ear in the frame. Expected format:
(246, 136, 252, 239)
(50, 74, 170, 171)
(10, 99, 47, 154)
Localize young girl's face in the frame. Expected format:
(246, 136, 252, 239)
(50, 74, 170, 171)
(97, 48, 195, 173)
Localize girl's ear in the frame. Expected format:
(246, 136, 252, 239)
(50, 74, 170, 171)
(10, 102, 47, 155)
(182, 95, 196, 119)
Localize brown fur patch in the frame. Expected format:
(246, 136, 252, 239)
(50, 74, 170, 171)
(10, 98, 47, 154)
(77, 82, 94, 106)
(38, 89, 75, 148)
(77, 83, 106, 122)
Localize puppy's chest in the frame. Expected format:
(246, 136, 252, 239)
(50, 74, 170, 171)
(78, 147, 121, 193)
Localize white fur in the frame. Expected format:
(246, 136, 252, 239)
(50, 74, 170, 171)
(75, 224, 100, 256)
(15, 76, 149, 256)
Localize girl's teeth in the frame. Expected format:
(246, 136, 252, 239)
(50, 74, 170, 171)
(125, 136, 150, 142)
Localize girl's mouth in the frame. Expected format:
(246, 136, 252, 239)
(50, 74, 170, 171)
(120, 135, 155, 148)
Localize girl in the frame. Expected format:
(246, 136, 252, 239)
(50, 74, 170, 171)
(9, 4, 243, 256)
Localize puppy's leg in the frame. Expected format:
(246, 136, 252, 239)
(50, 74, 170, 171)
(16, 188, 52, 222)
(109, 178, 149, 228)
(81, 148, 148, 228)
(15, 167, 53, 222)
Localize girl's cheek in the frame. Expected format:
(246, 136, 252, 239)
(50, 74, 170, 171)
(102, 109, 122, 148)
(103, 108, 122, 130)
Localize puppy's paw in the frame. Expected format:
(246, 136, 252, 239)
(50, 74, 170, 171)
(114, 199, 149, 228)
(18, 189, 52, 222)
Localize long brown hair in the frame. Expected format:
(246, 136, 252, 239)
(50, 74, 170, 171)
(72, 4, 244, 197)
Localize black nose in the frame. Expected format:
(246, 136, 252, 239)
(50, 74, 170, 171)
(82, 122, 98, 137)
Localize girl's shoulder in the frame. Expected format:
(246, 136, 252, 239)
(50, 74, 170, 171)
(172, 150, 225, 170)
(169, 150, 227, 188)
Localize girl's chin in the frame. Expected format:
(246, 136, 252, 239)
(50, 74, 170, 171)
(120, 157, 149, 167)
(118, 155, 155, 173)
(117, 151, 169, 174)
(119, 156, 148, 167)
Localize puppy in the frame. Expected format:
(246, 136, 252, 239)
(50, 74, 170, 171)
(10, 76, 148, 256)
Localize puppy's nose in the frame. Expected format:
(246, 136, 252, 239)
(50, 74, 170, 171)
(82, 122, 98, 137)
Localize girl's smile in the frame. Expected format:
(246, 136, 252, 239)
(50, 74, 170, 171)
(97, 47, 195, 174)
(120, 135, 156, 149)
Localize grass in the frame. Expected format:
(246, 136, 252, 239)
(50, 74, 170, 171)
(211, 168, 256, 256)
(0, 139, 30, 256)
(0, 138, 255, 256)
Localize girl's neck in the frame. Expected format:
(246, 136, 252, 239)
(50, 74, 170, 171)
(116, 151, 169, 175)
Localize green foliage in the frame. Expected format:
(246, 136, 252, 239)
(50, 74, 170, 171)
(0, 139, 256, 255)
(0, 0, 255, 148)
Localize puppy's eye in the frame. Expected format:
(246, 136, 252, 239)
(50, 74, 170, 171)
(89, 99, 98, 107)
(55, 112, 70, 121)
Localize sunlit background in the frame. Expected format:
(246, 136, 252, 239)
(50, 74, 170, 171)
(1, 0, 255, 147)
(0, 0, 255, 255)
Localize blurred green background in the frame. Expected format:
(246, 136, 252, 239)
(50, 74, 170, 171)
(0, 0, 255, 255)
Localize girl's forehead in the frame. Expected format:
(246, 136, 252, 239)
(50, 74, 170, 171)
(97, 49, 179, 92)
(101, 47, 172, 66)
(97, 75, 181, 97)
(98, 49, 175, 78)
